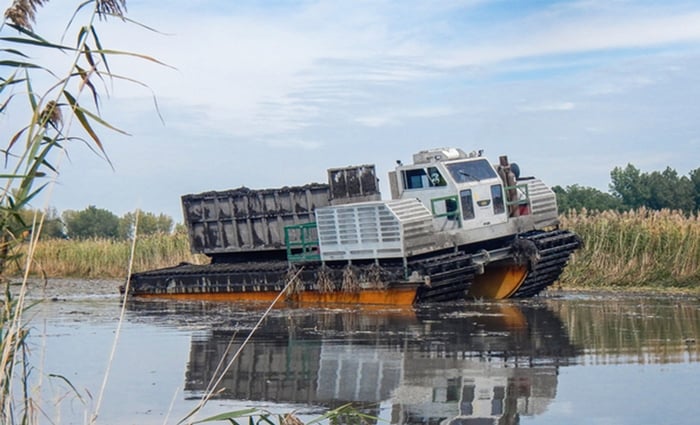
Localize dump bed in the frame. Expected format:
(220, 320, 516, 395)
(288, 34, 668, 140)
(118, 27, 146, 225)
(182, 164, 380, 257)
(182, 184, 331, 255)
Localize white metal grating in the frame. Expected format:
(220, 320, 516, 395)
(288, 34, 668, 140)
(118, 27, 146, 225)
(316, 199, 433, 261)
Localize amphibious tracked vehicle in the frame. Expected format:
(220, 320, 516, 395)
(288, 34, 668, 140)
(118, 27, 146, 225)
(127, 147, 581, 304)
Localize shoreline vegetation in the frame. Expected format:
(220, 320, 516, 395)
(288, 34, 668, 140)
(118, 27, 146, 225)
(7, 208, 700, 294)
(8, 232, 208, 280)
(559, 208, 700, 293)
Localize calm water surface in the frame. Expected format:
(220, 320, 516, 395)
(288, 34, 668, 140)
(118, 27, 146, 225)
(21, 280, 700, 425)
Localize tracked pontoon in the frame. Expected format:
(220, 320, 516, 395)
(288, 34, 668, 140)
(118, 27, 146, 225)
(127, 148, 581, 304)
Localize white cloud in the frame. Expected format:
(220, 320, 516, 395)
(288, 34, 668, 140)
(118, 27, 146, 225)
(519, 102, 576, 112)
(355, 116, 399, 128)
(265, 138, 323, 150)
(355, 106, 456, 127)
(13, 0, 700, 219)
(435, 10, 700, 69)
(42, 1, 699, 143)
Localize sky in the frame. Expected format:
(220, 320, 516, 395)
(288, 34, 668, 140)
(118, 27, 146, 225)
(4, 0, 700, 222)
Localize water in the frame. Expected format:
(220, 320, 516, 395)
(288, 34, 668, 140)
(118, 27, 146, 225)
(18, 280, 700, 424)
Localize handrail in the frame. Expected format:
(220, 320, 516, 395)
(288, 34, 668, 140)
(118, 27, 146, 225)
(284, 222, 321, 262)
(504, 184, 530, 206)
(430, 195, 461, 226)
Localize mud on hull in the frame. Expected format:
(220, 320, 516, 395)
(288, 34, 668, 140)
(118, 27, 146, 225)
(125, 229, 581, 305)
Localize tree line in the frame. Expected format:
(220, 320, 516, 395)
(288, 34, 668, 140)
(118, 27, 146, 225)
(25, 163, 700, 240)
(27, 206, 178, 240)
(554, 164, 700, 214)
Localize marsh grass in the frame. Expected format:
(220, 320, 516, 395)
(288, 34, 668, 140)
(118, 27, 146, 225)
(9, 207, 700, 292)
(560, 208, 700, 290)
(6, 233, 208, 278)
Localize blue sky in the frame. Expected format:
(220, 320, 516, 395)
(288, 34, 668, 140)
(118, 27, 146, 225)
(8, 0, 700, 222)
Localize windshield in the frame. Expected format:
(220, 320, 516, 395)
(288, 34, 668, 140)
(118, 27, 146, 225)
(446, 159, 498, 183)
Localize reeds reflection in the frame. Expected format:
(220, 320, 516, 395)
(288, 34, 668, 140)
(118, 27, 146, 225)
(546, 294, 700, 365)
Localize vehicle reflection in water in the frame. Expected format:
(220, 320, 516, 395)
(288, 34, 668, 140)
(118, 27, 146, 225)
(127, 300, 580, 424)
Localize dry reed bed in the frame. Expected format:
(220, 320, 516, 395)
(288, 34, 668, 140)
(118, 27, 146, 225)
(9, 233, 207, 279)
(560, 208, 700, 289)
(8, 208, 700, 289)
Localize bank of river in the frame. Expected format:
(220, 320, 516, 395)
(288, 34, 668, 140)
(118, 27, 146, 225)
(17, 279, 700, 424)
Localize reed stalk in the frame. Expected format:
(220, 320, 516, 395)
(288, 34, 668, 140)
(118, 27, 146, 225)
(560, 208, 700, 290)
(6, 233, 208, 278)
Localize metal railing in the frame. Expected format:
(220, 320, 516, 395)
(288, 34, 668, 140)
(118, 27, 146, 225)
(504, 184, 530, 206)
(284, 222, 321, 262)
(430, 195, 461, 226)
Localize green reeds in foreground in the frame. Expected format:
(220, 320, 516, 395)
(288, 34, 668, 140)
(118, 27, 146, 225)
(560, 208, 700, 290)
(7, 233, 208, 279)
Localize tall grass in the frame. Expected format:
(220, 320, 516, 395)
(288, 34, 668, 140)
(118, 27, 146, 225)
(8, 207, 700, 292)
(560, 208, 700, 290)
(6, 233, 208, 279)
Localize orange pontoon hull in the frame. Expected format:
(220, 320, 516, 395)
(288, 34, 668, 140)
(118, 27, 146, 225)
(135, 286, 419, 306)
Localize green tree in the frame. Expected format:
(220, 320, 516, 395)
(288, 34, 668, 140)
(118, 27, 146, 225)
(609, 164, 650, 209)
(42, 207, 66, 238)
(118, 210, 173, 238)
(611, 164, 697, 213)
(553, 184, 622, 214)
(174, 222, 188, 234)
(63, 206, 119, 239)
(645, 167, 694, 212)
(18, 207, 65, 239)
(690, 168, 700, 212)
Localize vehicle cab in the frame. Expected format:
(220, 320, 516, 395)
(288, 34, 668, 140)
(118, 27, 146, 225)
(390, 148, 512, 232)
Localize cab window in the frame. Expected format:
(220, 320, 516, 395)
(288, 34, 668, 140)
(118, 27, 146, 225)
(491, 185, 505, 214)
(404, 167, 447, 189)
(446, 159, 498, 183)
(460, 189, 475, 220)
(427, 167, 446, 187)
(403, 168, 428, 189)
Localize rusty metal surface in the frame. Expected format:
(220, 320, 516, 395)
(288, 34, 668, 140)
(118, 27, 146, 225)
(181, 184, 330, 255)
(128, 230, 581, 304)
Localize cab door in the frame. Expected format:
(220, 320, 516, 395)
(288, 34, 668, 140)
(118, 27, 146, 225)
(460, 183, 507, 229)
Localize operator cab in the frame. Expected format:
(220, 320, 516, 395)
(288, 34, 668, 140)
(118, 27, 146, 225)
(392, 148, 512, 231)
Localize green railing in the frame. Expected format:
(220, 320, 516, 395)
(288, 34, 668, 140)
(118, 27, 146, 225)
(504, 184, 530, 206)
(430, 195, 461, 225)
(284, 222, 321, 263)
